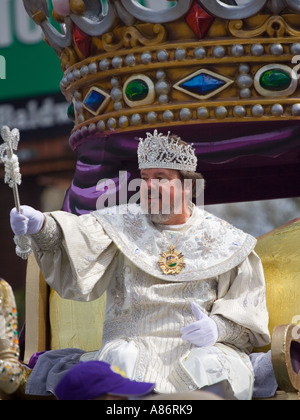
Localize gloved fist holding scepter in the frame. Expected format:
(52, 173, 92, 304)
(0, 126, 33, 260)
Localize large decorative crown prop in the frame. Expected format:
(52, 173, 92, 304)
(23, 0, 300, 143)
(138, 130, 198, 172)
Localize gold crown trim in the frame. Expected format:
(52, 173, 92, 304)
(71, 98, 300, 141)
(23, 1, 300, 140)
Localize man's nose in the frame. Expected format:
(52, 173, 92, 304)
(146, 178, 152, 189)
(144, 178, 156, 189)
(149, 180, 162, 195)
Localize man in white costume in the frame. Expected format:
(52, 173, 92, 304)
(10, 131, 270, 400)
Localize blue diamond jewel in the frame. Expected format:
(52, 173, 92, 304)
(84, 90, 106, 113)
(180, 73, 226, 96)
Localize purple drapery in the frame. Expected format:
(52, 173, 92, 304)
(63, 120, 300, 215)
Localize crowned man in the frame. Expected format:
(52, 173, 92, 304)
(8, 130, 270, 400)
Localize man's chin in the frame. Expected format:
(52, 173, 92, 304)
(141, 200, 175, 223)
(146, 213, 172, 224)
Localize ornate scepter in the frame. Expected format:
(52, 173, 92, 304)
(0, 126, 32, 260)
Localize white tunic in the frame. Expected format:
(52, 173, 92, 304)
(31, 204, 270, 400)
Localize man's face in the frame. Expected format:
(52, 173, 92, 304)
(140, 168, 189, 223)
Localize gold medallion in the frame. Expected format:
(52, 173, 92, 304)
(158, 246, 186, 275)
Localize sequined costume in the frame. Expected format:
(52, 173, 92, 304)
(31, 204, 270, 400)
(0, 280, 22, 395)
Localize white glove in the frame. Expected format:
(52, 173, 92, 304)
(10, 205, 45, 236)
(181, 302, 218, 348)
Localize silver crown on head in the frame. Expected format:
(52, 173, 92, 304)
(138, 130, 198, 172)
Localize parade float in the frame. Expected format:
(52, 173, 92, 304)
(1, 0, 300, 399)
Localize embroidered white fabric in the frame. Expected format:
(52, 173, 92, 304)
(32, 214, 63, 251)
(30, 205, 270, 399)
(93, 204, 257, 282)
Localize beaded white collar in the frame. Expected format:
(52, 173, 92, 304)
(94, 204, 256, 282)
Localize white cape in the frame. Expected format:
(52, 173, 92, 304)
(32, 204, 270, 399)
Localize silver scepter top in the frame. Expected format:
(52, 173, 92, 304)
(0, 126, 22, 211)
(0, 126, 32, 260)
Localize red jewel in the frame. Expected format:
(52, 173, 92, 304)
(185, 1, 215, 40)
(73, 24, 92, 58)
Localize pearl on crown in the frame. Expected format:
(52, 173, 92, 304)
(52, 0, 70, 17)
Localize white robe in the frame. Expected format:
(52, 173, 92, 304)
(31, 204, 270, 400)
